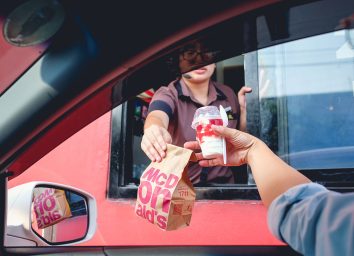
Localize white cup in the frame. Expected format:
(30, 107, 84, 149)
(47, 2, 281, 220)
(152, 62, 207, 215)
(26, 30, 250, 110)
(191, 106, 224, 158)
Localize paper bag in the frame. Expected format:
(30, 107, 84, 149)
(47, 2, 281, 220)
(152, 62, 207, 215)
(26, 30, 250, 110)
(135, 144, 197, 231)
(33, 187, 72, 229)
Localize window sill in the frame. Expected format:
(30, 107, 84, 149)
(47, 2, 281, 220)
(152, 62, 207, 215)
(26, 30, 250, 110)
(113, 185, 261, 200)
(111, 182, 354, 200)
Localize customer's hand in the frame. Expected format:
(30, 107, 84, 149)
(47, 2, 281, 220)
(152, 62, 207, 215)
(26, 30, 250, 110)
(141, 124, 172, 162)
(184, 125, 256, 167)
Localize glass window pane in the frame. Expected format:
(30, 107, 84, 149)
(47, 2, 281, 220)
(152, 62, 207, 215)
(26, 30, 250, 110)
(257, 29, 354, 169)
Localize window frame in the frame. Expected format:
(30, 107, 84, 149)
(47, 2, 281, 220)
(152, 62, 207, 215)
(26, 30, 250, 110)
(108, 50, 354, 199)
(109, 101, 354, 199)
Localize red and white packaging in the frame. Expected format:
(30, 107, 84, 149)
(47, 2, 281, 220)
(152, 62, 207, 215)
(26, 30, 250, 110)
(32, 187, 72, 229)
(135, 144, 196, 231)
(192, 106, 224, 158)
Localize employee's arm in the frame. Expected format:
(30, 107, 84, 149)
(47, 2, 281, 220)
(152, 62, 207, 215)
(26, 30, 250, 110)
(237, 86, 252, 132)
(141, 110, 172, 162)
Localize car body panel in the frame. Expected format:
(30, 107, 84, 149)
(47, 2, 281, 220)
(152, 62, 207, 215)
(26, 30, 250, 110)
(8, 112, 282, 246)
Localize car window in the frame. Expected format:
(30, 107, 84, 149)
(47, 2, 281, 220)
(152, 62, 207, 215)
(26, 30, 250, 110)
(108, 27, 354, 198)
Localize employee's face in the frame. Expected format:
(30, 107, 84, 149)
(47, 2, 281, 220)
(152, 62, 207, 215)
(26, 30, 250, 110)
(178, 42, 216, 74)
(183, 63, 216, 83)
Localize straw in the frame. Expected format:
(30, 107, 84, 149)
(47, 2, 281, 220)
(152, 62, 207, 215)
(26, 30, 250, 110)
(219, 105, 228, 165)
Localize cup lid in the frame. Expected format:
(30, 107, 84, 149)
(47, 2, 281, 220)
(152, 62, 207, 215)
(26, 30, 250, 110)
(191, 106, 221, 129)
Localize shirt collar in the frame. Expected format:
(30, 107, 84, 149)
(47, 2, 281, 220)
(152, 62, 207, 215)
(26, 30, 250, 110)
(175, 79, 226, 105)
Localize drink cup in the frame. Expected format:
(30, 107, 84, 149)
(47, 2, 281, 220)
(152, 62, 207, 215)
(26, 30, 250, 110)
(191, 106, 224, 158)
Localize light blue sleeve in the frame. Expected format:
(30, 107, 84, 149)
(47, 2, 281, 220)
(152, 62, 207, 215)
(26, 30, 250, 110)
(268, 183, 354, 256)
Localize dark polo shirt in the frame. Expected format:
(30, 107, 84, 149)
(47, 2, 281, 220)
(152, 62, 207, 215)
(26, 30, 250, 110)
(148, 79, 240, 184)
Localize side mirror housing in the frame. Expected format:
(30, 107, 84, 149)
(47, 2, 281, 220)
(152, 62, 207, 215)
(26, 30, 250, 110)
(6, 181, 97, 246)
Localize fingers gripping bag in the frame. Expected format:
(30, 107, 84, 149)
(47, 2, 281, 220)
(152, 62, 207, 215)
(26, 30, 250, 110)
(135, 144, 197, 231)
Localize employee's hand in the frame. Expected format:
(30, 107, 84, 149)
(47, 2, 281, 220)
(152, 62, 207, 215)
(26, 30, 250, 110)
(238, 86, 252, 111)
(141, 124, 172, 162)
(184, 125, 256, 167)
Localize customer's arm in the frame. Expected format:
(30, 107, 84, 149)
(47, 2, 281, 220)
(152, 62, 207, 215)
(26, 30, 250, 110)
(184, 125, 310, 208)
(235, 133, 354, 255)
(185, 126, 354, 256)
(246, 136, 311, 208)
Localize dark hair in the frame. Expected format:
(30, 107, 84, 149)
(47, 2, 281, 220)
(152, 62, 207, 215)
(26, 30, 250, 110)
(165, 52, 181, 79)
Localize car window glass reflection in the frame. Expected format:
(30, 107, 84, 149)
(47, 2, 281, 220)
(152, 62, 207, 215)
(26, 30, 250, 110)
(31, 186, 88, 244)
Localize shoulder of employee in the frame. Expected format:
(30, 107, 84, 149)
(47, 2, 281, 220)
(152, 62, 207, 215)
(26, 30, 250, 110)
(268, 182, 354, 256)
(148, 80, 179, 119)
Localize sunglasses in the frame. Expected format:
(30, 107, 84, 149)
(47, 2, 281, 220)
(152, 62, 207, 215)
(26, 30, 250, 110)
(181, 50, 219, 61)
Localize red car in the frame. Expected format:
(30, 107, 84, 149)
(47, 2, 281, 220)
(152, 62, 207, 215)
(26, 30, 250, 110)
(1, 0, 354, 255)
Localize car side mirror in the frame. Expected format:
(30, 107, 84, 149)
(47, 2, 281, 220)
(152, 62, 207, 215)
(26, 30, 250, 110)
(6, 182, 97, 246)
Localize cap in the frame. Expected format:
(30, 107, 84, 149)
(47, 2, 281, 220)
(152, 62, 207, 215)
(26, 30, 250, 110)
(191, 106, 221, 129)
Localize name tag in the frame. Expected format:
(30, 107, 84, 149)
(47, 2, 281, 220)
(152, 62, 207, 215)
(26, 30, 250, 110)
(224, 106, 238, 120)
